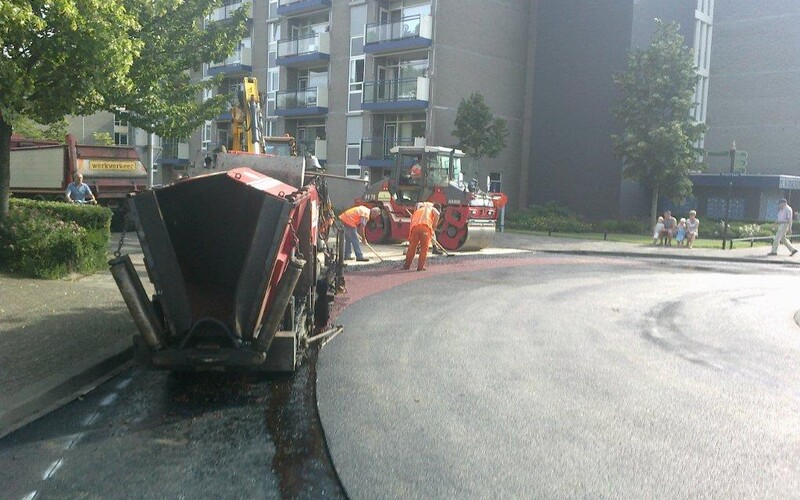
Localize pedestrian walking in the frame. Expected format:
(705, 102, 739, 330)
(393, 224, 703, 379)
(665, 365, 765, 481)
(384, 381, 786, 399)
(339, 205, 381, 262)
(768, 199, 797, 256)
(403, 202, 440, 271)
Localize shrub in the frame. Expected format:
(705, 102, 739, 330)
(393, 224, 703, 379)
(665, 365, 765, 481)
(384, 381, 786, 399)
(0, 199, 112, 279)
(700, 220, 773, 239)
(596, 219, 649, 234)
(506, 206, 593, 233)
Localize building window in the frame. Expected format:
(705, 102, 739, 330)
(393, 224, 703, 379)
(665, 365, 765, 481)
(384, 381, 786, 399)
(346, 144, 361, 178)
(114, 114, 128, 127)
(114, 132, 128, 145)
(350, 58, 365, 91)
(488, 172, 502, 193)
(202, 121, 212, 151)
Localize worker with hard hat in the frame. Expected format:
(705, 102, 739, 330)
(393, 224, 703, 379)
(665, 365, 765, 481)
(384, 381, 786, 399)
(339, 205, 382, 262)
(403, 201, 440, 271)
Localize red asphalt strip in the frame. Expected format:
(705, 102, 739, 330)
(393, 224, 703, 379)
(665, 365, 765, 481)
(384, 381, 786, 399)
(330, 255, 630, 321)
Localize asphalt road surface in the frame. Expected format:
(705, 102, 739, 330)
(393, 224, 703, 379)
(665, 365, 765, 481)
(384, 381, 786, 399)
(318, 255, 800, 498)
(0, 348, 344, 500)
(2, 254, 799, 498)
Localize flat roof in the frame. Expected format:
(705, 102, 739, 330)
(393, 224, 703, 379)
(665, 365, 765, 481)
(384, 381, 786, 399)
(690, 173, 800, 190)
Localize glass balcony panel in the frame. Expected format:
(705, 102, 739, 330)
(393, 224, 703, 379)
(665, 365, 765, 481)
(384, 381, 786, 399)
(207, 1, 251, 23)
(366, 15, 423, 45)
(360, 137, 415, 160)
(277, 33, 327, 58)
(363, 79, 424, 104)
(275, 87, 327, 111)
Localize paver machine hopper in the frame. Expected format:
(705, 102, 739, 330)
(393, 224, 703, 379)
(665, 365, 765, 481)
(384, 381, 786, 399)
(109, 162, 343, 372)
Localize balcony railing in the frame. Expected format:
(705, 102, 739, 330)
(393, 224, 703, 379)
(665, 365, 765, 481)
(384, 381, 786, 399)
(276, 0, 331, 16)
(360, 137, 415, 162)
(297, 138, 327, 161)
(207, 47, 252, 75)
(365, 14, 433, 46)
(275, 86, 328, 115)
(362, 77, 429, 110)
(206, 1, 253, 23)
(276, 32, 330, 61)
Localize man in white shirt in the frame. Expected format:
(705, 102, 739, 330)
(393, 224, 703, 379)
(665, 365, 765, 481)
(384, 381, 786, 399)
(768, 198, 797, 256)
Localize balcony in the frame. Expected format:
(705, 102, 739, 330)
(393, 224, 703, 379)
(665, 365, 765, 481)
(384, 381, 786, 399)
(359, 137, 415, 167)
(274, 86, 328, 117)
(364, 15, 433, 54)
(297, 138, 327, 164)
(276, 32, 330, 69)
(276, 0, 331, 17)
(206, 47, 252, 76)
(362, 77, 429, 112)
(205, 1, 253, 24)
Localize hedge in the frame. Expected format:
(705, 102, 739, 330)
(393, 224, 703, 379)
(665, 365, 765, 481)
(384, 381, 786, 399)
(0, 199, 112, 279)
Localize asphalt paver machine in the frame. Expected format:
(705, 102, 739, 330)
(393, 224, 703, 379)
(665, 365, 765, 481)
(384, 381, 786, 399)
(109, 161, 343, 372)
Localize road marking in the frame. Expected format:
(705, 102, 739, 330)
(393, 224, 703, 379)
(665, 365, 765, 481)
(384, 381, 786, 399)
(20, 492, 38, 500)
(42, 458, 63, 480)
(116, 378, 132, 390)
(99, 393, 118, 407)
(63, 432, 85, 450)
(82, 412, 101, 427)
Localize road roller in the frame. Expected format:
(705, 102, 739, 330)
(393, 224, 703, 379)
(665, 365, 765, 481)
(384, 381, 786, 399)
(355, 146, 507, 251)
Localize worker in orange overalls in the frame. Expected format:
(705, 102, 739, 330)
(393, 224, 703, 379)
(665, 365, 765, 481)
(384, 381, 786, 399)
(339, 205, 381, 261)
(403, 202, 440, 271)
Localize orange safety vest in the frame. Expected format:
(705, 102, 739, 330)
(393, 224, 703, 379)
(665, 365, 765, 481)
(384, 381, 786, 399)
(411, 203, 437, 232)
(339, 206, 370, 228)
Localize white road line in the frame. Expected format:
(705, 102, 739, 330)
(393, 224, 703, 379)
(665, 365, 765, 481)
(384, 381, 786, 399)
(20, 491, 38, 500)
(42, 458, 64, 480)
(115, 378, 132, 390)
(99, 393, 118, 407)
(63, 432, 85, 450)
(82, 412, 101, 427)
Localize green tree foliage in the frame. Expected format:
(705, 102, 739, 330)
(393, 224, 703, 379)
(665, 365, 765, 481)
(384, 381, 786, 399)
(92, 132, 115, 146)
(111, 0, 249, 139)
(0, 0, 140, 219)
(452, 93, 508, 176)
(7, 115, 68, 143)
(612, 20, 706, 225)
(0, 0, 247, 220)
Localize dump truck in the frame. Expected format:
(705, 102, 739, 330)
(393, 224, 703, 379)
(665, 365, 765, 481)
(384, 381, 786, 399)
(356, 145, 507, 251)
(109, 155, 343, 372)
(10, 134, 148, 215)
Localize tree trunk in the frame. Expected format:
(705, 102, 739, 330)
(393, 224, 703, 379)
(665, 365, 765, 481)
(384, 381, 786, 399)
(0, 117, 11, 221)
(650, 185, 659, 228)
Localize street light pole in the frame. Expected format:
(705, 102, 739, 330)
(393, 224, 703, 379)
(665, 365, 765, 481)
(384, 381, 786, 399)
(721, 140, 735, 250)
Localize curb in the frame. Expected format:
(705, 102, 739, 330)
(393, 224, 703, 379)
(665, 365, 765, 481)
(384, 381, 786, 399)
(345, 247, 799, 271)
(534, 249, 799, 266)
(0, 346, 133, 440)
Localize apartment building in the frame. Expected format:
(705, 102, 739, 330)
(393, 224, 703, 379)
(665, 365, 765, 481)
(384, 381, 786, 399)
(192, 0, 533, 209)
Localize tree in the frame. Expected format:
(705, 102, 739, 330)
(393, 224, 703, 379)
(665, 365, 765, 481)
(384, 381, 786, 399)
(0, 0, 248, 220)
(110, 0, 249, 139)
(0, 0, 140, 219)
(7, 115, 68, 143)
(92, 132, 115, 146)
(452, 93, 508, 180)
(612, 19, 706, 225)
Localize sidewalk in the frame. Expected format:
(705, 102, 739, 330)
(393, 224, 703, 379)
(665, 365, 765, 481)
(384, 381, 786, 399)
(0, 235, 147, 438)
(0, 230, 794, 437)
(345, 231, 800, 268)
